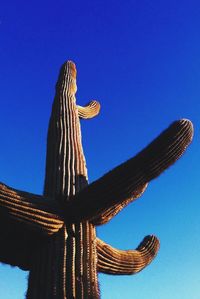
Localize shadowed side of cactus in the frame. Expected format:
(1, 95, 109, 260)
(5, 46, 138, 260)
(64, 119, 193, 224)
(0, 60, 194, 299)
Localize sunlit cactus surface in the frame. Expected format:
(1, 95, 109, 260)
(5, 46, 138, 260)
(0, 61, 194, 299)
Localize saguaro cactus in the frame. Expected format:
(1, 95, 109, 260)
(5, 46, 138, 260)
(0, 61, 193, 299)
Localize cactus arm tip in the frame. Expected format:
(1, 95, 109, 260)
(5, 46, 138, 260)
(78, 100, 101, 119)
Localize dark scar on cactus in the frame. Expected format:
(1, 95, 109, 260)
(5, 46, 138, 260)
(0, 60, 193, 298)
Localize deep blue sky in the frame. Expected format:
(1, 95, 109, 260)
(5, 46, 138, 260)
(0, 1, 200, 298)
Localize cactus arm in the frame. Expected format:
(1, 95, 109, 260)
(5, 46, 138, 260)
(0, 216, 45, 270)
(0, 183, 64, 235)
(77, 100, 101, 119)
(97, 236, 160, 275)
(64, 119, 193, 223)
(92, 183, 148, 225)
(0, 182, 64, 270)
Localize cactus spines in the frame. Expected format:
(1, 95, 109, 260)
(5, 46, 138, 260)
(0, 60, 193, 299)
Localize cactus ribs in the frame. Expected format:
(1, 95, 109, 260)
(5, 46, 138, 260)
(0, 61, 193, 298)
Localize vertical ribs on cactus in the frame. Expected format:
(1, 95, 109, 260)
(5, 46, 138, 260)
(0, 60, 193, 298)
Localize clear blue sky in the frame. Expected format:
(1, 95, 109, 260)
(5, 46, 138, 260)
(0, 1, 200, 298)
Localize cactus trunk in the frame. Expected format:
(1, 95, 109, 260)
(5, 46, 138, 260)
(27, 62, 99, 299)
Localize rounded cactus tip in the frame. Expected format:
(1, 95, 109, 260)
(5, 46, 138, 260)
(138, 235, 160, 256)
(142, 234, 160, 247)
(67, 60, 76, 68)
(61, 60, 77, 78)
(179, 118, 193, 126)
(177, 118, 194, 139)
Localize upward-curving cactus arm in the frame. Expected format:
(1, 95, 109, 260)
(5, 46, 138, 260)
(77, 100, 101, 119)
(97, 235, 160, 275)
(64, 119, 193, 224)
(0, 183, 64, 235)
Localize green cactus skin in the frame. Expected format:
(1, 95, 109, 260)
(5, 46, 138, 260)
(0, 61, 194, 299)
